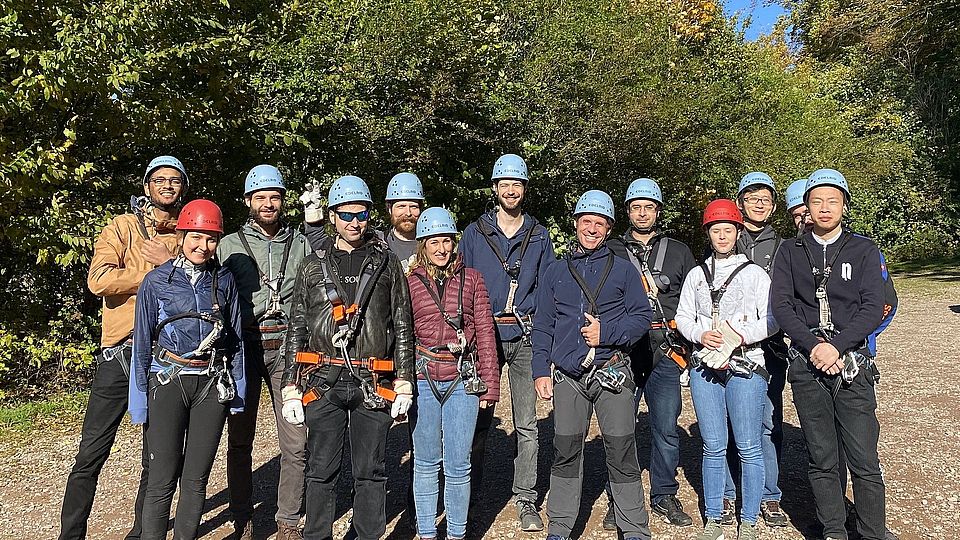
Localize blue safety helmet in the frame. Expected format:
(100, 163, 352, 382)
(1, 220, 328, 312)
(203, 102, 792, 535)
(625, 178, 663, 206)
(805, 168, 850, 202)
(386, 172, 425, 202)
(574, 190, 615, 222)
(328, 175, 373, 208)
(737, 171, 776, 197)
(416, 207, 459, 239)
(491, 154, 529, 184)
(785, 179, 807, 211)
(244, 164, 286, 196)
(143, 155, 189, 192)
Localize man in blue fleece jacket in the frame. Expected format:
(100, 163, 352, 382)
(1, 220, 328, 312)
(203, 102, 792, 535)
(771, 169, 887, 540)
(532, 190, 653, 540)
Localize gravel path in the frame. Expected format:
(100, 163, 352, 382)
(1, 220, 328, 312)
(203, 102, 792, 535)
(1, 272, 957, 540)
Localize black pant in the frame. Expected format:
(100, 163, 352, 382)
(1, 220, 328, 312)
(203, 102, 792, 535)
(303, 375, 393, 540)
(141, 373, 228, 540)
(60, 345, 147, 540)
(789, 357, 885, 540)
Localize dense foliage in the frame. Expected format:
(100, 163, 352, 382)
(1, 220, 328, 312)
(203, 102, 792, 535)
(1, 0, 956, 395)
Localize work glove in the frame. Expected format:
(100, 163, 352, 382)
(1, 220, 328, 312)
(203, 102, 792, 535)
(281, 385, 305, 425)
(299, 182, 325, 224)
(391, 393, 413, 419)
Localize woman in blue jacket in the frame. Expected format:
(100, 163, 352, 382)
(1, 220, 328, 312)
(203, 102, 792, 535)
(129, 199, 245, 540)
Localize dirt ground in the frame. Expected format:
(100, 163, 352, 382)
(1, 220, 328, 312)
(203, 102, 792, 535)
(1, 270, 958, 540)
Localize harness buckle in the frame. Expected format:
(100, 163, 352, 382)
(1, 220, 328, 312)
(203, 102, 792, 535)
(593, 364, 626, 393)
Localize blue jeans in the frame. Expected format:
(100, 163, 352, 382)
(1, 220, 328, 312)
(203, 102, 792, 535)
(690, 367, 766, 524)
(724, 347, 785, 504)
(636, 353, 683, 504)
(411, 379, 479, 539)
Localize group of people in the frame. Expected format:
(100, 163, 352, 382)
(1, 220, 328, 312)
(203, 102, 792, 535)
(58, 152, 896, 540)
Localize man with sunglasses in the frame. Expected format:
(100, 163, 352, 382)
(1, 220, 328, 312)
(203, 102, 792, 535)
(218, 165, 311, 540)
(60, 156, 186, 540)
(280, 175, 416, 540)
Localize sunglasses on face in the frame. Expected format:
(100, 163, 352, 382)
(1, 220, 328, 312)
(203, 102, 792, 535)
(335, 209, 371, 223)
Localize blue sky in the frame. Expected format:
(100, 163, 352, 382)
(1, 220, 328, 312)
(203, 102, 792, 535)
(724, 0, 787, 40)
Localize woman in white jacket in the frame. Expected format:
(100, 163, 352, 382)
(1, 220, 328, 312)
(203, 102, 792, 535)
(676, 199, 778, 540)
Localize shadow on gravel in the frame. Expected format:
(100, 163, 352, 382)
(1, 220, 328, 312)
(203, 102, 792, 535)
(201, 454, 281, 539)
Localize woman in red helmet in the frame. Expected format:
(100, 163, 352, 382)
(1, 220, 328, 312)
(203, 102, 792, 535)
(675, 199, 778, 540)
(129, 199, 246, 540)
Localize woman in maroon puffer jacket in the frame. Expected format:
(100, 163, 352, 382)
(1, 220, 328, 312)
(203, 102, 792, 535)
(406, 207, 500, 540)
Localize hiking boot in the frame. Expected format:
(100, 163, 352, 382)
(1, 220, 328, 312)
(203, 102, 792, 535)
(231, 520, 253, 540)
(737, 521, 758, 540)
(760, 500, 788, 527)
(651, 495, 693, 527)
(720, 498, 736, 525)
(517, 499, 544, 531)
(696, 520, 725, 540)
(544, 535, 568, 540)
(276, 521, 303, 540)
(885, 530, 900, 540)
(602, 499, 617, 531)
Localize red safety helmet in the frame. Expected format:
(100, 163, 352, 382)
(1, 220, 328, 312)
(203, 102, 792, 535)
(702, 199, 743, 229)
(177, 199, 224, 234)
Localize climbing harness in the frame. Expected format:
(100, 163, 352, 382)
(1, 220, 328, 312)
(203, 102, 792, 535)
(554, 353, 632, 395)
(791, 231, 872, 396)
(566, 250, 616, 373)
(477, 214, 537, 340)
(626, 239, 691, 368)
(413, 267, 487, 402)
(691, 257, 766, 382)
(296, 242, 394, 409)
(152, 261, 236, 404)
(237, 226, 294, 326)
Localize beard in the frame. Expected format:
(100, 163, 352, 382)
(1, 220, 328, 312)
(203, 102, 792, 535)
(391, 215, 417, 234)
(249, 206, 281, 228)
(150, 194, 178, 212)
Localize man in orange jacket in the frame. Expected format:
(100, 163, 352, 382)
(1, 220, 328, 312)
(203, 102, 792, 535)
(59, 156, 186, 540)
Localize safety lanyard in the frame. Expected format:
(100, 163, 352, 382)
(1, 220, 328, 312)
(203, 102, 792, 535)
(566, 250, 615, 369)
(799, 231, 852, 332)
(477, 213, 536, 313)
(413, 267, 465, 333)
(237, 226, 294, 321)
(628, 238, 668, 322)
(700, 258, 752, 329)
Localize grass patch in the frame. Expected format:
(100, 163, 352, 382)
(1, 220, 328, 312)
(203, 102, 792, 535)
(0, 391, 88, 436)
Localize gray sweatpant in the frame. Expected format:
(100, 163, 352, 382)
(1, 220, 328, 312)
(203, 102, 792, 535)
(547, 366, 651, 539)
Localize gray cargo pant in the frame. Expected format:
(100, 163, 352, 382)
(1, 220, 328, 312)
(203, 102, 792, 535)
(547, 365, 651, 539)
(227, 340, 307, 526)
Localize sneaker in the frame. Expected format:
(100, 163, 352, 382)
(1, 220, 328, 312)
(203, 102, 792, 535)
(544, 535, 568, 540)
(697, 520, 725, 540)
(737, 521, 758, 540)
(602, 499, 617, 531)
(760, 500, 788, 527)
(651, 495, 693, 527)
(885, 530, 900, 540)
(276, 521, 303, 540)
(720, 498, 736, 525)
(231, 520, 253, 540)
(517, 499, 544, 531)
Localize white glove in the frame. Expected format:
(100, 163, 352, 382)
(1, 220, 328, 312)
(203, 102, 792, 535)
(391, 393, 413, 419)
(281, 385, 305, 425)
(299, 182, 325, 224)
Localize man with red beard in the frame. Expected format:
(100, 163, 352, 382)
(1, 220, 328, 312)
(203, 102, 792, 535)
(383, 172, 424, 271)
(219, 165, 311, 539)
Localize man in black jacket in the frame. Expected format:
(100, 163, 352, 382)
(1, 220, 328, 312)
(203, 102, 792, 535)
(280, 175, 415, 540)
(732, 171, 789, 527)
(606, 178, 696, 529)
(771, 169, 887, 540)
